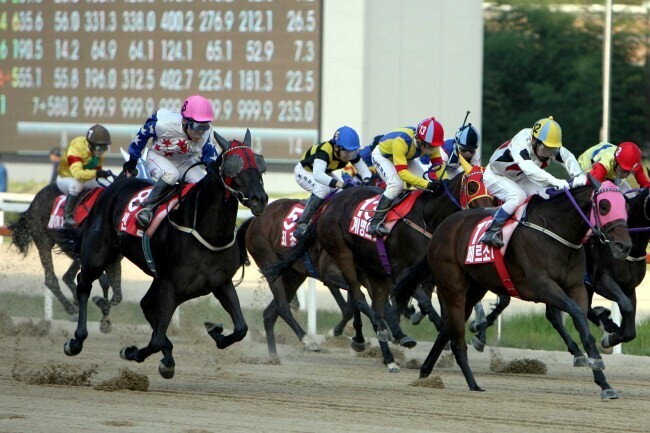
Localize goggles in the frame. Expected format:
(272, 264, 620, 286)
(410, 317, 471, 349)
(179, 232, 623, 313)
(338, 148, 359, 162)
(186, 119, 212, 135)
(89, 143, 109, 156)
(458, 146, 477, 154)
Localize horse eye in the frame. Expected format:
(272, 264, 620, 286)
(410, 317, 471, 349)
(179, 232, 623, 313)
(467, 181, 479, 196)
(599, 200, 611, 216)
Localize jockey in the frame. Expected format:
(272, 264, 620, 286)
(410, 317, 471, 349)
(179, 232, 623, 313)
(56, 124, 112, 227)
(293, 126, 373, 238)
(123, 94, 218, 228)
(367, 117, 445, 236)
(419, 123, 481, 180)
(480, 116, 585, 248)
(341, 134, 384, 185)
(578, 141, 650, 190)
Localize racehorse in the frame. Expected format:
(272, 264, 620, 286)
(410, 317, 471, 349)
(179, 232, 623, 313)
(470, 186, 650, 355)
(266, 161, 495, 372)
(237, 195, 412, 359)
(55, 130, 268, 378)
(10, 181, 122, 331)
(393, 179, 632, 398)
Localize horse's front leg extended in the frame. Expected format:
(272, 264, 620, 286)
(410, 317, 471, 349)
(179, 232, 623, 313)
(544, 305, 588, 367)
(207, 280, 248, 349)
(63, 271, 95, 356)
(594, 274, 636, 348)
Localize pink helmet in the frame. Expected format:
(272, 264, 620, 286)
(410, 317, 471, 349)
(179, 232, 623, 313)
(615, 141, 642, 171)
(181, 95, 214, 122)
(416, 117, 445, 146)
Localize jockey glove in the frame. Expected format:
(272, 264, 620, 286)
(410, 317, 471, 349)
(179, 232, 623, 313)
(569, 174, 587, 188)
(362, 177, 372, 186)
(123, 156, 138, 174)
(427, 180, 443, 194)
(95, 169, 111, 180)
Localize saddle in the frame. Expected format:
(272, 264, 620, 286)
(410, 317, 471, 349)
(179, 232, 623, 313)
(47, 188, 103, 229)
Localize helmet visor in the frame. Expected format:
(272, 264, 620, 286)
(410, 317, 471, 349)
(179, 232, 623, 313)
(339, 149, 359, 162)
(536, 141, 559, 159)
(186, 120, 212, 135)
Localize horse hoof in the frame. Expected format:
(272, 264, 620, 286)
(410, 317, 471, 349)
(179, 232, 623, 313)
(399, 336, 417, 349)
(302, 335, 321, 352)
(159, 361, 175, 379)
(573, 355, 588, 367)
(110, 295, 123, 305)
(410, 311, 424, 326)
(469, 320, 478, 334)
(601, 388, 619, 400)
(471, 336, 485, 352)
(376, 329, 391, 343)
(599, 334, 615, 354)
(350, 339, 367, 353)
(386, 362, 400, 373)
(588, 358, 605, 371)
(63, 339, 81, 356)
(120, 345, 138, 361)
(99, 319, 112, 334)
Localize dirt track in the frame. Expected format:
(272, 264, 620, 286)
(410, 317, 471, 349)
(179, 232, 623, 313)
(1, 246, 650, 433)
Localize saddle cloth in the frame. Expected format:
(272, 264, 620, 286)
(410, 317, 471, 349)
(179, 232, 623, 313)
(348, 190, 423, 241)
(47, 188, 103, 229)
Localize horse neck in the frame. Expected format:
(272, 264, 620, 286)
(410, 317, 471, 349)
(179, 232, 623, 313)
(533, 187, 593, 244)
(419, 179, 463, 228)
(185, 170, 239, 237)
(627, 192, 650, 257)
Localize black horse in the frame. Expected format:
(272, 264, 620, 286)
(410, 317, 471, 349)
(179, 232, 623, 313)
(10, 182, 122, 330)
(394, 180, 631, 398)
(55, 130, 268, 378)
(470, 186, 650, 356)
(266, 163, 495, 372)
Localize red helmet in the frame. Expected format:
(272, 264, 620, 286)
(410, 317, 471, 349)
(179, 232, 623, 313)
(615, 141, 642, 171)
(416, 117, 445, 146)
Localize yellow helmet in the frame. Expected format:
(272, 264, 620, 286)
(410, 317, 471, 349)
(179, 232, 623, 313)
(531, 116, 562, 148)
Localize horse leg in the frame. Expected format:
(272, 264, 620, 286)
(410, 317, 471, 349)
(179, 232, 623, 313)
(350, 305, 367, 352)
(63, 265, 103, 356)
(262, 302, 281, 358)
(544, 305, 587, 367)
(593, 275, 636, 349)
(410, 285, 443, 330)
(384, 300, 416, 348)
(35, 242, 78, 317)
(120, 280, 176, 378)
(61, 259, 80, 307)
(471, 294, 511, 350)
(207, 280, 248, 349)
(327, 285, 353, 336)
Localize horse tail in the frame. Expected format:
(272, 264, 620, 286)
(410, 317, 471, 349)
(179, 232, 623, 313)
(392, 257, 432, 315)
(10, 212, 33, 256)
(50, 228, 83, 258)
(237, 218, 253, 267)
(263, 222, 318, 283)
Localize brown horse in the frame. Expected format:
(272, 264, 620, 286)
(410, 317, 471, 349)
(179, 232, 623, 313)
(266, 162, 495, 372)
(393, 179, 632, 398)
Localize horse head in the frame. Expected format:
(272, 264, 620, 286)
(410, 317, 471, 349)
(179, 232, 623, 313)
(456, 155, 495, 209)
(212, 129, 268, 216)
(589, 175, 632, 259)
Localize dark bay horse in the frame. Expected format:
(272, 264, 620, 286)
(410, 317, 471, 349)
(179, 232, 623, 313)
(394, 180, 631, 398)
(266, 163, 495, 372)
(10, 182, 122, 330)
(469, 187, 650, 355)
(55, 130, 268, 378)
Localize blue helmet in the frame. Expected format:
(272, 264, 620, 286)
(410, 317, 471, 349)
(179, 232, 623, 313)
(454, 123, 479, 150)
(332, 126, 361, 151)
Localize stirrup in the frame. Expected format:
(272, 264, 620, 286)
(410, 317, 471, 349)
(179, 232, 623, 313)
(368, 221, 388, 237)
(293, 222, 308, 238)
(135, 208, 154, 229)
(480, 231, 503, 248)
(63, 216, 77, 228)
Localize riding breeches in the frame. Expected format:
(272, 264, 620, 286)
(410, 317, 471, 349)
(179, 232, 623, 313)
(371, 147, 425, 200)
(56, 176, 101, 196)
(483, 165, 546, 215)
(147, 151, 206, 185)
(294, 163, 339, 199)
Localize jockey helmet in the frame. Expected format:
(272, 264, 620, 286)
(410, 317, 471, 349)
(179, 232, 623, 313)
(181, 95, 214, 122)
(454, 124, 480, 151)
(332, 126, 361, 151)
(86, 124, 111, 146)
(531, 116, 562, 148)
(615, 141, 642, 171)
(416, 117, 445, 147)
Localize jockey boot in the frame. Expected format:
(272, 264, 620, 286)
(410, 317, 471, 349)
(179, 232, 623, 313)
(135, 179, 172, 229)
(294, 194, 325, 238)
(63, 194, 81, 228)
(367, 195, 394, 237)
(479, 207, 512, 248)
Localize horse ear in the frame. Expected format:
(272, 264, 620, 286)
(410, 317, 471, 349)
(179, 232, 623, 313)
(587, 173, 601, 190)
(458, 153, 472, 174)
(213, 131, 230, 153)
(244, 128, 252, 147)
